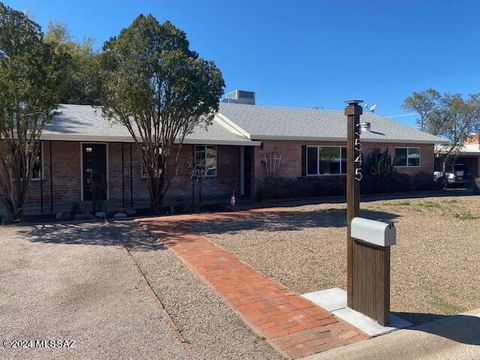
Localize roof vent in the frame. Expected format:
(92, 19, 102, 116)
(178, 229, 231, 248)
(222, 90, 255, 105)
(361, 122, 371, 132)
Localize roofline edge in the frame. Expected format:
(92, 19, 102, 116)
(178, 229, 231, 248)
(39, 134, 261, 146)
(215, 112, 252, 139)
(250, 134, 448, 144)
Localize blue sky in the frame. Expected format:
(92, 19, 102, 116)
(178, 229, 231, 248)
(5, 0, 480, 127)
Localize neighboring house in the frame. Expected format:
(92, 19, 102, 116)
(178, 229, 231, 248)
(435, 134, 480, 180)
(10, 91, 446, 215)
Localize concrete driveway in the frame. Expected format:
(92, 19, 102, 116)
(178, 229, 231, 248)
(0, 222, 190, 360)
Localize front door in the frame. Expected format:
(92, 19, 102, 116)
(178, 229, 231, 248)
(82, 144, 107, 201)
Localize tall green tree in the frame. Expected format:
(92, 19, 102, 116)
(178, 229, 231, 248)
(0, 2, 68, 219)
(99, 15, 224, 209)
(45, 21, 100, 105)
(403, 89, 480, 159)
(403, 88, 441, 131)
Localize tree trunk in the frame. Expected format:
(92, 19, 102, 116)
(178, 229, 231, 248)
(147, 174, 165, 210)
(0, 187, 26, 220)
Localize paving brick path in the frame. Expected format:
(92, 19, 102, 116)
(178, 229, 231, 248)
(138, 209, 367, 359)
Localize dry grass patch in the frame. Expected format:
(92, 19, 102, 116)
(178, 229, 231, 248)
(191, 194, 480, 325)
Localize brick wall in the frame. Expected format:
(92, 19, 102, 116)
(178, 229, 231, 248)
(21, 139, 435, 212)
(166, 145, 240, 202)
(107, 142, 149, 204)
(362, 142, 435, 176)
(24, 141, 240, 213)
(27, 141, 82, 204)
(252, 140, 435, 195)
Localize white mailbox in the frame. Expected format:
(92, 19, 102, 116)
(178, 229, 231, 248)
(351, 217, 396, 247)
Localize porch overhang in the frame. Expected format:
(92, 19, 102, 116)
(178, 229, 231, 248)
(39, 133, 261, 146)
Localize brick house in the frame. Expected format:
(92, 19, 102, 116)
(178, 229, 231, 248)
(10, 91, 446, 215)
(435, 134, 480, 179)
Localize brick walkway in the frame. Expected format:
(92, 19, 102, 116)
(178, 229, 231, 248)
(138, 209, 367, 359)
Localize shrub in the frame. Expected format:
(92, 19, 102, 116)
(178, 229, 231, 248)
(256, 176, 347, 200)
(364, 149, 396, 177)
(411, 172, 441, 191)
(256, 172, 439, 201)
(256, 147, 439, 200)
(361, 173, 409, 194)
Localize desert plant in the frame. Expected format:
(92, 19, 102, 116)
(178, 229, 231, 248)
(364, 149, 396, 177)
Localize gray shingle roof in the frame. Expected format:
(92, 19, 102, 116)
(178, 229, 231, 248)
(41, 104, 254, 145)
(218, 103, 447, 144)
(40, 103, 446, 145)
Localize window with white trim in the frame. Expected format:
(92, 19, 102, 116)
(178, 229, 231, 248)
(31, 141, 43, 180)
(306, 146, 347, 175)
(195, 145, 217, 177)
(394, 147, 421, 167)
(141, 145, 163, 178)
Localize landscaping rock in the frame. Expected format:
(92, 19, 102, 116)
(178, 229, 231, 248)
(113, 212, 127, 219)
(95, 211, 106, 219)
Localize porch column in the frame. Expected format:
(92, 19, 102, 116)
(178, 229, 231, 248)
(240, 146, 245, 195)
(40, 141, 44, 214)
(130, 143, 133, 208)
(121, 143, 125, 208)
(49, 141, 53, 214)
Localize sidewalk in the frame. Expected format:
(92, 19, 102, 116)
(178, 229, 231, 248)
(304, 308, 480, 360)
(139, 212, 367, 359)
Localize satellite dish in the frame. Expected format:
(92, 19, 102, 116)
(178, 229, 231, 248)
(365, 103, 377, 113)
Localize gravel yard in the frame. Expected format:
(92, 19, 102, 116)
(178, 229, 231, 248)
(188, 194, 480, 325)
(0, 222, 279, 360)
(127, 225, 282, 360)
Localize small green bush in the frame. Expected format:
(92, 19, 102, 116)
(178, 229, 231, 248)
(455, 211, 475, 220)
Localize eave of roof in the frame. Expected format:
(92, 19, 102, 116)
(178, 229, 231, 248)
(39, 133, 260, 146)
(248, 134, 448, 144)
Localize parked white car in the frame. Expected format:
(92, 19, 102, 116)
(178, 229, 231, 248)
(434, 164, 470, 186)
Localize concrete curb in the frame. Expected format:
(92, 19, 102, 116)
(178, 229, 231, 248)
(302, 308, 480, 360)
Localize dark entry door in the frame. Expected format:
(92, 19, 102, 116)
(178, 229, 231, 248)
(82, 144, 107, 201)
(244, 147, 253, 196)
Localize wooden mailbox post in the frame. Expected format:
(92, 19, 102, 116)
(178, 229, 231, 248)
(345, 100, 392, 326)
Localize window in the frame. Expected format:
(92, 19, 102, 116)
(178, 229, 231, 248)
(195, 145, 217, 177)
(140, 145, 163, 178)
(394, 147, 421, 167)
(306, 146, 347, 175)
(31, 142, 43, 180)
